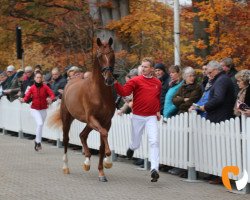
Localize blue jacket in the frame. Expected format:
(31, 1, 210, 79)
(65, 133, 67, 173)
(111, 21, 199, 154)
(196, 90, 210, 118)
(163, 80, 183, 118)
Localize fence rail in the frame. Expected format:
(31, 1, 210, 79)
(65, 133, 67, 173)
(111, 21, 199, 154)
(0, 96, 249, 184)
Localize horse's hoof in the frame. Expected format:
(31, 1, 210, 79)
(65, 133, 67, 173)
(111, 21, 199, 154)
(104, 161, 113, 169)
(83, 164, 90, 171)
(99, 176, 108, 182)
(63, 168, 70, 174)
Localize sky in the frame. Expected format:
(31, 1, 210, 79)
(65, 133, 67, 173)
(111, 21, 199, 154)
(157, 0, 192, 6)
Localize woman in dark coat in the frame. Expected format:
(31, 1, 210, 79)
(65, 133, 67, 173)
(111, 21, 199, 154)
(234, 70, 250, 116)
(173, 67, 202, 114)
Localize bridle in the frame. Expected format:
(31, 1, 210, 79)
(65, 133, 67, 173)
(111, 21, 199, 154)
(97, 49, 114, 74)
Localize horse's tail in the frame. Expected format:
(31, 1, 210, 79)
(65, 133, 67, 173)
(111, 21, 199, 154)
(47, 106, 63, 129)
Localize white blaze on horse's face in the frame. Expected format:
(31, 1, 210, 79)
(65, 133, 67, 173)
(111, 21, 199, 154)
(97, 38, 115, 86)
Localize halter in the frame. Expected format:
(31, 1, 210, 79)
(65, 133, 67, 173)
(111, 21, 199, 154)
(101, 66, 113, 73)
(97, 49, 114, 74)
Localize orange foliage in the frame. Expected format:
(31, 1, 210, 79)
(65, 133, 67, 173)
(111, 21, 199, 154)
(186, 0, 250, 69)
(108, 0, 249, 69)
(0, 0, 93, 71)
(0, 0, 249, 71)
(107, 0, 174, 68)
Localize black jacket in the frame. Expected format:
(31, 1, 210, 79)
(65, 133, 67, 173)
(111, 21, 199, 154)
(244, 86, 250, 107)
(23, 74, 35, 93)
(204, 72, 236, 123)
(159, 73, 170, 115)
(227, 68, 239, 98)
(51, 75, 67, 98)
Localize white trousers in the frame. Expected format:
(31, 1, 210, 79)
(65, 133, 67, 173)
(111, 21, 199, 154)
(30, 109, 47, 143)
(130, 114, 159, 171)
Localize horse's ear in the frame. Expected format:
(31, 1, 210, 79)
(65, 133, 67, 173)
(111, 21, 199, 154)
(97, 38, 102, 47)
(108, 37, 113, 46)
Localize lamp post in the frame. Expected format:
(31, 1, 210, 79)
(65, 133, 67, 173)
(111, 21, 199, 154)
(174, 0, 180, 65)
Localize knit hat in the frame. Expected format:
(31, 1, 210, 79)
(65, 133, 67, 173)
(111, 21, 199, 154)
(6, 65, 15, 72)
(154, 63, 166, 73)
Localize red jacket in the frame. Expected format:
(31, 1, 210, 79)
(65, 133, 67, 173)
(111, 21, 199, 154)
(23, 83, 55, 110)
(114, 75, 161, 116)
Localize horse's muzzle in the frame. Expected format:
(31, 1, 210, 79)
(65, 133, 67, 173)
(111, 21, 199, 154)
(105, 77, 115, 86)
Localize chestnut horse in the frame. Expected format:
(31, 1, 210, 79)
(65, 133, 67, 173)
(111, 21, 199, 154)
(50, 38, 116, 182)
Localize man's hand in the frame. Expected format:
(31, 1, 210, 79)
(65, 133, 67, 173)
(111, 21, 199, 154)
(117, 109, 123, 116)
(19, 98, 25, 103)
(156, 112, 161, 121)
(240, 109, 250, 117)
(188, 105, 195, 112)
(46, 97, 52, 105)
(3, 89, 11, 94)
(199, 106, 205, 112)
(58, 89, 63, 94)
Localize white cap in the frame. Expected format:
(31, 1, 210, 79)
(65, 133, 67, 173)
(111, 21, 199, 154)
(6, 65, 15, 72)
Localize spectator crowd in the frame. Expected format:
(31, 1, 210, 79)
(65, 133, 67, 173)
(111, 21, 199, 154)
(0, 57, 249, 183)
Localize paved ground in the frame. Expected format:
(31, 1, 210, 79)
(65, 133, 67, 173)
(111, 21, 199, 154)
(0, 133, 249, 200)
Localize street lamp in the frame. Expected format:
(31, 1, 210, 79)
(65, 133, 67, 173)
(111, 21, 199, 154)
(174, 0, 180, 65)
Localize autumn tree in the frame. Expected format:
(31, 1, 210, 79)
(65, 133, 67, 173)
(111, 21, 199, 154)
(88, 0, 129, 51)
(187, 0, 250, 68)
(0, 0, 94, 70)
(107, 0, 174, 70)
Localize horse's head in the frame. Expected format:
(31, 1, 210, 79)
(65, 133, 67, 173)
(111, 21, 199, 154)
(96, 37, 115, 86)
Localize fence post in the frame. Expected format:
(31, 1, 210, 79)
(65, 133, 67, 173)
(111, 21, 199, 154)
(242, 115, 250, 194)
(18, 130, 24, 139)
(111, 150, 117, 162)
(184, 112, 201, 183)
(143, 133, 150, 170)
(110, 120, 117, 162)
(3, 128, 7, 135)
(242, 183, 250, 194)
(137, 133, 150, 171)
(56, 138, 62, 148)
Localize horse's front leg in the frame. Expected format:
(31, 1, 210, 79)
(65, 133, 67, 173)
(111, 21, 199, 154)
(89, 117, 112, 181)
(98, 137, 108, 182)
(102, 122, 112, 169)
(79, 125, 92, 171)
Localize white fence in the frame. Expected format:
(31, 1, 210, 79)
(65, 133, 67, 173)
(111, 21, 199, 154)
(0, 96, 249, 184)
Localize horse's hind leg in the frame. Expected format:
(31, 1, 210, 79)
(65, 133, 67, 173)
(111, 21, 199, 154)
(61, 105, 73, 174)
(79, 125, 92, 171)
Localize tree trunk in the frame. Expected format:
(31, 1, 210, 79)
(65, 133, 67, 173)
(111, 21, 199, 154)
(88, 0, 129, 51)
(192, 0, 210, 58)
(119, 0, 129, 17)
(112, 0, 121, 20)
(89, 0, 101, 21)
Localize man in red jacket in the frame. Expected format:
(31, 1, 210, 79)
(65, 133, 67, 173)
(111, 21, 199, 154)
(114, 57, 162, 182)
